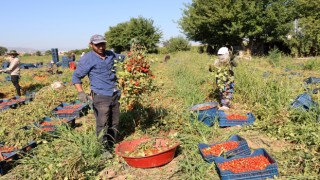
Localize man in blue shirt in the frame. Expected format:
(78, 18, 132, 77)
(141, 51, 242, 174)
(72, 34, 120, 152)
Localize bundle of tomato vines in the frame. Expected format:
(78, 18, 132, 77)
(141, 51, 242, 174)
(123, 138, 179, 157)
(116, 43, 156, 110)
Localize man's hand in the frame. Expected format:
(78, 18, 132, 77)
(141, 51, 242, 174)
(78, 91, 88, 103)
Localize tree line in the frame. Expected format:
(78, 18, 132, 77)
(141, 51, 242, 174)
(1, 0, 319, 57)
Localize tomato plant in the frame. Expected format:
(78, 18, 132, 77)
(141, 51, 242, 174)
(116, 43, 156, 110)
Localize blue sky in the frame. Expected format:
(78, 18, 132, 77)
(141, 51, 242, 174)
(0, 0, 192, 51)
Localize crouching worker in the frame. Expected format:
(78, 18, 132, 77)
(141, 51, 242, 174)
(72, 34, 120, 158)
(209, 47, 238, 110)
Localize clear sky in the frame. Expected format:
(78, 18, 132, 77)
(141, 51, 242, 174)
(0, 0, 192, 51)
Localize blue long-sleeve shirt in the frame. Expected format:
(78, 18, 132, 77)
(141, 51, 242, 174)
(72, 50, 118, 96)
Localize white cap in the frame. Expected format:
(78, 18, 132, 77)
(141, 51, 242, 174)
(217, 47, 229, 55)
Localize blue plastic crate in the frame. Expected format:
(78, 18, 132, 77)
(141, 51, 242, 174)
(304, 77, 320, 84)
(198, 135, 251, 163)
(290, 93, 318, 111)
(218, 111, 256, 127)
(34, 116, 76, 129)
(9, 96, 31, 105)
(0, 105, 10, 112)
(0, 99, 17, 109)
(52, 101, 88, 119)
(214, 148, 279, 180)
(54, 100, 88, 111)
(190, 102, 219, 126)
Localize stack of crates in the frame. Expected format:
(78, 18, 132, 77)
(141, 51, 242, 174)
(51, 48, 59, 63)
(61, 56, 72, 68)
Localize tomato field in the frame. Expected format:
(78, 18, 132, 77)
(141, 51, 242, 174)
(0, 51, 319, 179)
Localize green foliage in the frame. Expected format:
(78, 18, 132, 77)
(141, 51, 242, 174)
(268, 48, 282, 67)
(0, 46, 8, 56)
(303, 59, 320, 70)
(105, 16, 162, 53)
(23, 53, 32, 57)
(179, 0, 294, 48)
(44, 50, 52, 56)
(285, 0, 320, 56)
(35, 51, 42, 56)
(163, 36, 191, 53)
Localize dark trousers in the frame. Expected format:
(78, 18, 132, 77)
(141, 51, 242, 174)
(92, 91, 120, 148)
(11, 75, 21, 96)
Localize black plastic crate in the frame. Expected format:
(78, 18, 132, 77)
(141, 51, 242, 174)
(19, 141, 37, 154)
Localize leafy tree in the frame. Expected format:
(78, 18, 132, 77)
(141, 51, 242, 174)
(35, 51, 42, 56)
(179, 0, 294, 54)
(0, 46, 8, 56)
(285, 0, 320, 56)
(163, 36, 191, 53)
(105, 16, 162, 53)
(44, 50, 52, 56)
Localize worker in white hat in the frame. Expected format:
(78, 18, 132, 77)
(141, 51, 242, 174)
(209, 47, 238, 110)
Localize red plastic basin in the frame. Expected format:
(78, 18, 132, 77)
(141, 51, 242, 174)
(115, 137, 180, 168)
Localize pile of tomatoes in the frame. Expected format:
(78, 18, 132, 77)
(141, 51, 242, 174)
(218, 154, 270, 173)
(40, 119, 68, 126)
(63, 104, 82, 109)
(117, 44, 156, 110)
(0, 145, 18, 161)
(201, 141, 240, 156)
(226, 114, 248, 121)
(196, 105, 216, 111)
(56, 109, 76, 114)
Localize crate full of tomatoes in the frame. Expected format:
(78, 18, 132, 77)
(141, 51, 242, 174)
(214, 148, 279, 180)
(52, 100, 88, 119)
(0, 143, 19, 175)
(198, 135, 251, 163)
(0, 99, 17, 112)
(217, 111, 256, 127)
(9, 96, 32, 105)
(26, 116, 76, 134)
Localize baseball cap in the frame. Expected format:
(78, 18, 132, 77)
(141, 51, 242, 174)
(90, 34, 107, 44)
